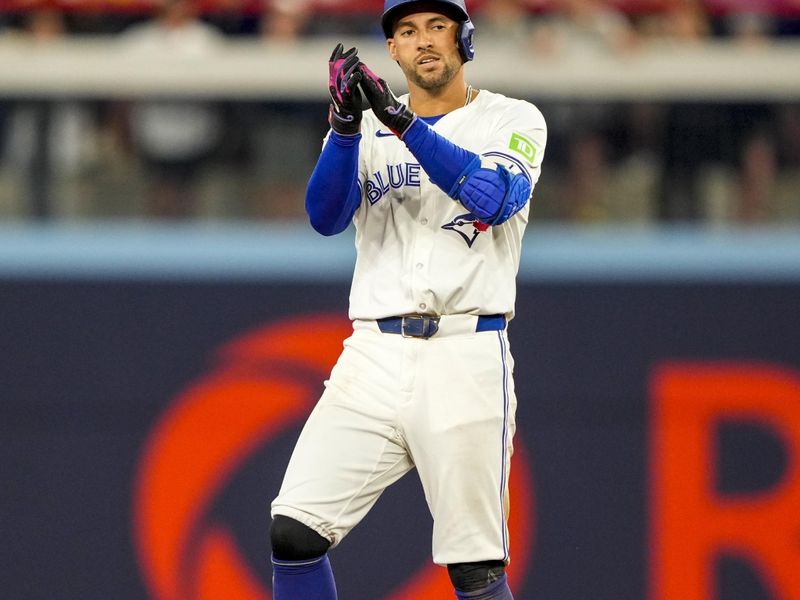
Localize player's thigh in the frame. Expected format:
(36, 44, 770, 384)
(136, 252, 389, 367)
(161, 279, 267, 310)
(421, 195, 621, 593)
(272, 326, 413, 546)
(409, 330, 517, 565)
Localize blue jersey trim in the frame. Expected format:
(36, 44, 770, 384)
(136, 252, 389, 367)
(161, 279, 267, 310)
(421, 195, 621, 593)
(497, 330, 511, 562)
(482, 151, 533, 184)
(419, 115, 444, 126)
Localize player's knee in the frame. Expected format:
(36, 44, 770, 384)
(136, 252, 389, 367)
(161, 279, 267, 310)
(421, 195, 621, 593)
(447, 560, 506, 593)
(270, 515, 331, 561)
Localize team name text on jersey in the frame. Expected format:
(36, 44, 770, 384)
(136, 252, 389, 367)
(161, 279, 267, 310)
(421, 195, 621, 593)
(365, 162, 423, 205)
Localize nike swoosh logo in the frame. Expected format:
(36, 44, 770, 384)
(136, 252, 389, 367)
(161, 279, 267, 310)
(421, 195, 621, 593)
(375, 131, 395, 138)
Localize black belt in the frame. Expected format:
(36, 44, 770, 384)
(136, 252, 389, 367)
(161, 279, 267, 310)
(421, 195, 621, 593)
(376, 314, 506, 339)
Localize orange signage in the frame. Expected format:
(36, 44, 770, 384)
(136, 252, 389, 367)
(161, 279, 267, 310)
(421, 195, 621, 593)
(650, 362, 800, 600)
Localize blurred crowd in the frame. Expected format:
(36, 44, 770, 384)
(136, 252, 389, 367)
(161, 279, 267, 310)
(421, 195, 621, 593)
(0, 0, 798, 223)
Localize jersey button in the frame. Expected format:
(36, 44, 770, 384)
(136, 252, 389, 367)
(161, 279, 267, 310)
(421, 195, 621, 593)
(419, 303, 427, 311)
(415, 263, 423, 270)
(420, 217, 428, 225)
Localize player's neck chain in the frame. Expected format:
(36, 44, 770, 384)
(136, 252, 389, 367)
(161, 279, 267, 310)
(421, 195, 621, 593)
(408, 86, 475, 114)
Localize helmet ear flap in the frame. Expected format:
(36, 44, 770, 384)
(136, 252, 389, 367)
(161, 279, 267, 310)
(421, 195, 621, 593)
(458, 18, 475, 62)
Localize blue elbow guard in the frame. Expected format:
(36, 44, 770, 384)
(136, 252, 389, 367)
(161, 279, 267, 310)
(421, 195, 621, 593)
(457, 164, 531, 225)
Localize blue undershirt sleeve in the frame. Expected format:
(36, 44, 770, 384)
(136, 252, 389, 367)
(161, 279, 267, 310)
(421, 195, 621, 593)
(401, 118, 481, 198)
(402, 118, 528, 225)
(305, 131, 363, 236)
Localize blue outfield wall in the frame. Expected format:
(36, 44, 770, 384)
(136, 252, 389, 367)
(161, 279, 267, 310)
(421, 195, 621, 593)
(1, 222, 800, 282)
(1, 223, 800, 600)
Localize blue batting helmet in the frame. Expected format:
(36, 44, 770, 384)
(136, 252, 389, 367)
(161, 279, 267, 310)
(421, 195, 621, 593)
(381, 0, 475, 62)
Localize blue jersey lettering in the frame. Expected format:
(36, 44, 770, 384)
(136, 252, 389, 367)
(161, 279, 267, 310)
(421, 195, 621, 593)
(364, 162, 422, 205)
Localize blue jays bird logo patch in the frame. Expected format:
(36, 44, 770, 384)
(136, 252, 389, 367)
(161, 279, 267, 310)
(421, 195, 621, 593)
(442, 213, 490, 248)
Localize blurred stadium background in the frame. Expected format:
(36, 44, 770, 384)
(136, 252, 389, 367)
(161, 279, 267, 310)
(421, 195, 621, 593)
(1, 1, 800, 599)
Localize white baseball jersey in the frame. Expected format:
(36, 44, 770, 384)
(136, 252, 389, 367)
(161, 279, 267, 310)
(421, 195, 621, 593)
(343, 89, 547, 321)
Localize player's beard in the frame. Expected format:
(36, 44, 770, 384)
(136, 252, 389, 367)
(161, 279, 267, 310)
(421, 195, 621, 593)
(401, 54, 461, 93)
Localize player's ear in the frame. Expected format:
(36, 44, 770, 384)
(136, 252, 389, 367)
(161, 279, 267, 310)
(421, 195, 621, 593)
(387, 38, 398, 62)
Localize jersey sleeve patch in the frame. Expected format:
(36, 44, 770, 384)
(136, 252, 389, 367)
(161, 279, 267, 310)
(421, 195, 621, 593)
(508, 132, 537, 166)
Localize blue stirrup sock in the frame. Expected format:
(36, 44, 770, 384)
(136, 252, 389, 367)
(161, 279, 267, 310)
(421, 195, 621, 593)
(271, 553, 338, 600)
(454, 573, 514, 599)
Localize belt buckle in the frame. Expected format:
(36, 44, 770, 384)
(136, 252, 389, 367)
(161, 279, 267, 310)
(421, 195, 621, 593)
(401, 315, 439, 339)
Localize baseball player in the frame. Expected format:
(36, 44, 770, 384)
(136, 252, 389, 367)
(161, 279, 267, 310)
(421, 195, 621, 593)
(269, 1, 546, 598)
